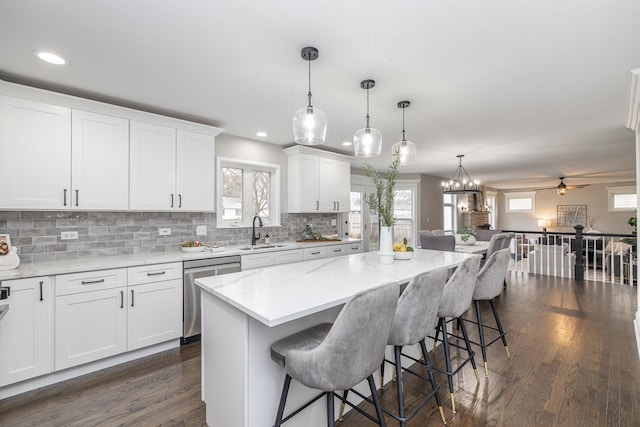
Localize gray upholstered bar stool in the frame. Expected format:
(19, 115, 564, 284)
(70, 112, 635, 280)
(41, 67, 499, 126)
(466, 248, 511, 376)
(338, 269, 449, 425)
(429, 256, 482, 414)
(270, 283, 399, 427)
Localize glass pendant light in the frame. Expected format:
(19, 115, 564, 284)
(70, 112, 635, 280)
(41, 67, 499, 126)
(391, 101, 416, 165)
(292, 46, 327, 145)
(353, 79, 382, 158)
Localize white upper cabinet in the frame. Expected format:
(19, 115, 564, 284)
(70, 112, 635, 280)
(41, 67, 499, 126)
(71, 110, 129, 209)
(129, 121, 177, 210)
(285, 146, 352, 213)
(0, 95, 71, 209)
(176, 129, 215, 211)
(130, 122, 215, 211)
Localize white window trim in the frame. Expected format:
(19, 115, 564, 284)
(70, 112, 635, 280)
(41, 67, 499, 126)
(504, 191, 536, 213)
(607, 186, 637, 211)
(216, 156, 281, 228)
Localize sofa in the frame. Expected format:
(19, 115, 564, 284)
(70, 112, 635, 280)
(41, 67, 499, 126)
(528, 243, 576, 278)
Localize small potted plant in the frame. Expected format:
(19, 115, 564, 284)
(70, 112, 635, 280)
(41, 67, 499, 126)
(456, 226, 477, 246)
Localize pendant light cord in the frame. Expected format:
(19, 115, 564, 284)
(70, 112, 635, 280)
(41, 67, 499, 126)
(365, 87, 371, 128)
(401, 105, 406, 143)
(307, 58, 313, 108)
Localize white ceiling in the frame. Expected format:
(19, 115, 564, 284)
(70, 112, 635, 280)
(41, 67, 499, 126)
(1, 0, 639, 190)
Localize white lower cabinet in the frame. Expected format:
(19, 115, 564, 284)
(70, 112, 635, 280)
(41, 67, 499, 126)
(127, 279, 182, 351)
(55, 269, 128, 370)
(0, 277, 53, 387)
(55, 264, 182, 370)
(126, 263, 182, 351)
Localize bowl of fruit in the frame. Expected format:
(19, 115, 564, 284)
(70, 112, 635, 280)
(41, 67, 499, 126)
(181, 241, 205, 252)
(393, 238, 415, 260)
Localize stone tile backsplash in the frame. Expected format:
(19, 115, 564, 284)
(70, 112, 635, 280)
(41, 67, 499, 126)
(0, 211, 339, 263)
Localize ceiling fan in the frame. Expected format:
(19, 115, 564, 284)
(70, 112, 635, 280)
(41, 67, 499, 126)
(542, 176, 590, 196)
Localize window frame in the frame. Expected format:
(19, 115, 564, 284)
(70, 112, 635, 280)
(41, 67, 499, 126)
(607, 186, 637, 212)
(216, 156, 281, 228)
(504, 191, 536, 213)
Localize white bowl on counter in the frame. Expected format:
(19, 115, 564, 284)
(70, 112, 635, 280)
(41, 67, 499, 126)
(394, 251, 414, 260)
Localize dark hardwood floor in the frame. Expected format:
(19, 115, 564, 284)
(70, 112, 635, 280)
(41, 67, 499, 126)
(1, 273, 638, 426)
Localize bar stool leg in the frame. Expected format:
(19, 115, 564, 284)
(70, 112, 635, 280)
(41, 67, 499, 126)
(274, 374, 292, 427)
(438, 317, 456, 414)
(367, 375, 388, 427)
(457, 316, 480, 382)
(489, 299, 510, 358)
(420, 339, 446, 424)
(474, 300, 489, 376)
(338, 390, 348, 421)
(393, 346, 407, 426)
(327, 392, 335, 427)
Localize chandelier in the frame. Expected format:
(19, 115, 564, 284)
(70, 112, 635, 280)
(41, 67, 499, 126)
(441, 154, 480, 194)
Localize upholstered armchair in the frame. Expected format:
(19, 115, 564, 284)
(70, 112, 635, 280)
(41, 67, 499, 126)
(528, 243, 576, 278)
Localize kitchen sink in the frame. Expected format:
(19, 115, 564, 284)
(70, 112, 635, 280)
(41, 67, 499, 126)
(238, 245, 287, 251)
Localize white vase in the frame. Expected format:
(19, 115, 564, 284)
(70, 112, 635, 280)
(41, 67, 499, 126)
(378, 226, 394, 264)
(455, 234, 477, 246)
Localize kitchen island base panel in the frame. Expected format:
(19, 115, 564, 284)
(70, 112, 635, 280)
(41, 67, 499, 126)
(201, 290, 429, 427)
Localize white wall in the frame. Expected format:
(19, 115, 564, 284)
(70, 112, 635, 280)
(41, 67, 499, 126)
(498, 182, 636, 234)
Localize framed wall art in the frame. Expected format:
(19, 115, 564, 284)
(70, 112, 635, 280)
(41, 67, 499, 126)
(557, 204, 587, 227)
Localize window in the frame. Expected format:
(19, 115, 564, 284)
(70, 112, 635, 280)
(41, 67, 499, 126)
(504, 191, 535, 213)
(217, 157, 281, 227)
(394, 180, 419, 246)
(394, 189, 414, 246)
(608, 186, 637, 211)
(443, 193, 456, 233)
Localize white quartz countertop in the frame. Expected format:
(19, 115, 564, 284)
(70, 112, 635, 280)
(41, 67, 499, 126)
(195, 249, 478, 327)
(0, 239, 361, 281)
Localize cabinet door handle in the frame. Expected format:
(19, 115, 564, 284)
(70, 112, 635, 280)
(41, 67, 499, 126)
(39, 281, 44, 301)
(316, 201, 319, 211)
(170, 194, 174, 208)
(63, 189, 68, 206)
(0, 286, 9, 299)
(333, 201, 336, 211)
(120, 291, 124, 308)
(336, 201, 339, 211)
(179, 194, 182, 208)
(131, 290, 135, 307)
(75, 190, 79, 207)
(147, 271, 166, 276)
(81, 279, 105, 285)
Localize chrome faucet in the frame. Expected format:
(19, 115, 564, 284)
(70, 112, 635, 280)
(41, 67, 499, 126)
(251, 215, 263, 246)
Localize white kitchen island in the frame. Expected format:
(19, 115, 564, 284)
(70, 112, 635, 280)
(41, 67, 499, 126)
(195, 249, 477, 427)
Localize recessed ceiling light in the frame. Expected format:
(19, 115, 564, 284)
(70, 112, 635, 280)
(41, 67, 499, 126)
(34, 51, 67, 65)
(256, 131, 268, 137)
(342, 141, 352, 146)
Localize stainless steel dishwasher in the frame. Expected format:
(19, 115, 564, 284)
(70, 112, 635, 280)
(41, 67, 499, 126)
(182, 255, 241, 343)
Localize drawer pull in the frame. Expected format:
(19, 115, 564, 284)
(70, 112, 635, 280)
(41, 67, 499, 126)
(311, 251, 321, 255)
(333, 249, 341, 252)
(147, 271, 167, 276)
(81, 279, 105, 285)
